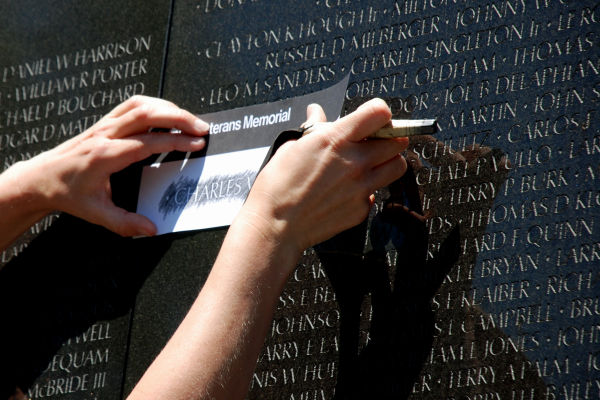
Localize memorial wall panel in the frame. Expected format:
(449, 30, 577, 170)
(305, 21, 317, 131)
(1, 0, 598, 399)
(0, 1, 172, 399)
(152, 1, 600, 399)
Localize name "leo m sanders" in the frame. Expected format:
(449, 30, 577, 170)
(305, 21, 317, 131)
(209, 107, 291, 134)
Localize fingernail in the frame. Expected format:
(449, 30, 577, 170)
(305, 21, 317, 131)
(191, 137, 206, 146)
(392, 137, 409, 144)
(195, 119, 210, 132)
(138, 226, 155, 237)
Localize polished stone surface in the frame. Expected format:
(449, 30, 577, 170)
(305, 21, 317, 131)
(1, 1, 599, 399)
(0, 1, 171, 398)
(159, 1, 600, 398)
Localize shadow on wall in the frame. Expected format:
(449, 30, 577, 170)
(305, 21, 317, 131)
(315, 164, 458, 398)
(315, 97, 547, 398)
(316, 95, 459, 397)
(0, 170, 173, 399)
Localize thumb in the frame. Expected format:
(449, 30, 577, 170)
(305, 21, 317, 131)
(93, 205, 157, 237)
(304, 103, 327, 126)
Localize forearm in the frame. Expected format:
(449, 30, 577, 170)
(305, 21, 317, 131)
(128, 98, 407, 399)
(0, 161, 50, 251)
(128, 210, 301, 400)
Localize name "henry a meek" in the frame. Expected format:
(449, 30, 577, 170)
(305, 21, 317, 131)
(209, 107, 291, 134)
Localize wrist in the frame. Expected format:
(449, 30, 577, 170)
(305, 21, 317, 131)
(0, 159, 54, 250)
(4, 158, 55, 216)
(229, 206, 303, 277)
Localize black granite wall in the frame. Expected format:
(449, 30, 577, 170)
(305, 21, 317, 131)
(1, 1, 599, 399)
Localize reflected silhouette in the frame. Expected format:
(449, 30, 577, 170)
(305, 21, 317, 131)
(316, 165, 459, 398)
(311, 97, 548, 399)
(0, 168, 174, 399)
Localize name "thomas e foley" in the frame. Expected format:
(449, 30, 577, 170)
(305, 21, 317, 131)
(209, 107, 291, 134)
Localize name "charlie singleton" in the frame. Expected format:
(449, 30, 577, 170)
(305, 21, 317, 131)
(209, 107, 291, 134)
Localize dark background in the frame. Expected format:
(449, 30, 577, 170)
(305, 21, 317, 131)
(1, 1, 599, 399)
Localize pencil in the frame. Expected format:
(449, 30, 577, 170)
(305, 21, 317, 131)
(302, 119, 437, 138)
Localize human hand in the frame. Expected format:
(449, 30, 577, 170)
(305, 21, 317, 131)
(4, 96, 209, 237)
(239, 98, 409, 256)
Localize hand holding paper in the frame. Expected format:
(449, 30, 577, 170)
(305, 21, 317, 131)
(0, 95, 209, 249)
(136, 76, 351, 234)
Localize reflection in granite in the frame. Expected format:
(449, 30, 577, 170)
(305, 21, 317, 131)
(0, 0, 172, 398)
(1, 0, 599, 398)
(0, 215, 171, 399)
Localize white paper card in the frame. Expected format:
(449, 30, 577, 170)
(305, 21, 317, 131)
(137, 147, 269, 235)
(134, 76, 349, 235)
